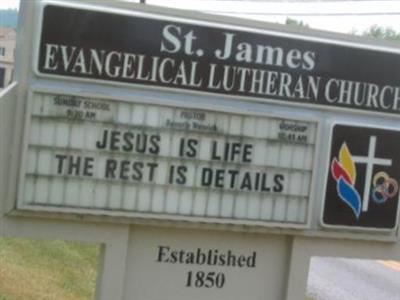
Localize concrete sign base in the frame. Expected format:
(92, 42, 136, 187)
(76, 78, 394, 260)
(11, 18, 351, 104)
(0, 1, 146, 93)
(1, 214, 400, 300)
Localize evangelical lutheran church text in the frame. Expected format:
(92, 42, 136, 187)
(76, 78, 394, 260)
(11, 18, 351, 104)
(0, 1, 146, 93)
(38, 6, 400, 115)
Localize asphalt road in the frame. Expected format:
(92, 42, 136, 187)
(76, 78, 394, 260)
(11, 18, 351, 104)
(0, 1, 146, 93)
(306, 257, 400, 300)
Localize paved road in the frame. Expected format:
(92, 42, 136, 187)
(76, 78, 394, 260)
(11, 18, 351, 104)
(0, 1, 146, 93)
(306, 257, 400, 300)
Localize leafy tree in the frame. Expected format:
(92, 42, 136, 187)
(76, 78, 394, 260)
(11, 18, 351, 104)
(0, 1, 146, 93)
(285, 18, 309, 28)
(360, 25, 400, 41)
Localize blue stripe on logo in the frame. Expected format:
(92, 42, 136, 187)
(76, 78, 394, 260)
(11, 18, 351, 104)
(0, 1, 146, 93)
(337, 177, 361, 219)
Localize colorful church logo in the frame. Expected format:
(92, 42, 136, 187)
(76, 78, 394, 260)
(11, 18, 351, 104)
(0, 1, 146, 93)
(330, 137, 398, 219)
(323, 124, 400, 230)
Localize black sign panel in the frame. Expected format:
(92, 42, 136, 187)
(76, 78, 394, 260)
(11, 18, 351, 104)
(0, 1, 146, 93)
(38, 4, 400, 115)
(322, 124, 400, 230)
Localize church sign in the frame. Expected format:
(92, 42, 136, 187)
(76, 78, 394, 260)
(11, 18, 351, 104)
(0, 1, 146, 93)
(37, 3, 400, 116)
(5, 2, 400, 300)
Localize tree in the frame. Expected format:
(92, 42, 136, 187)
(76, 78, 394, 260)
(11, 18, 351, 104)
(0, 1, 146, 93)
(361, 25, 400, 41)
(285, 18, 309, 28)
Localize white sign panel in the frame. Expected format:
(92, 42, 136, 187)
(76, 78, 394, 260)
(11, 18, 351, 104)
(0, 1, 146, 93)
(124, 227, 289, 300)
(18, 91, 317, 227)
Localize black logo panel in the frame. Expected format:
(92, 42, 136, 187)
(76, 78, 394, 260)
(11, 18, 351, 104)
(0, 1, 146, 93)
(323, 124, 400, 230)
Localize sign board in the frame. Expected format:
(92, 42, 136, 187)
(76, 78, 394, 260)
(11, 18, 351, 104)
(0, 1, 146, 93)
(9, 0, 399, 235)
(322, 124, 400, 231)
(37, 2, 400, 116)
(18, 90, 317, 227)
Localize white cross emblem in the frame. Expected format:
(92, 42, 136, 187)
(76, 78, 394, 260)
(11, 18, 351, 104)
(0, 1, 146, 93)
(352, 136, 392, 212)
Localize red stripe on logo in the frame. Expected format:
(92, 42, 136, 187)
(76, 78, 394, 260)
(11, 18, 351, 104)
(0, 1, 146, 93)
(331, 158, 352, 184)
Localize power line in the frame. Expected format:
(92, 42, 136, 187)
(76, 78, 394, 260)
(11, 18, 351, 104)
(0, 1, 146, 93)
(188, 0, 400, 1)
(203, 11, 400, 16)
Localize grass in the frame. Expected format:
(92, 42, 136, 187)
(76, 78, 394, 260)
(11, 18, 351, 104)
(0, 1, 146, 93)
(0, 237, 100, 300)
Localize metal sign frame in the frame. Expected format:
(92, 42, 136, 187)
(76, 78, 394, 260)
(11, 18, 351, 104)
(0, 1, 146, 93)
(3, 0, 398, 241)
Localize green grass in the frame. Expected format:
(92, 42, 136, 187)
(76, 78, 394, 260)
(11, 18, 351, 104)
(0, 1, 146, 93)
(0, 237, 100, 300)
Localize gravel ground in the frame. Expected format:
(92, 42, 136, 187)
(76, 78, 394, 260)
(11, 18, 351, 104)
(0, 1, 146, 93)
(306, 257, 400, 300)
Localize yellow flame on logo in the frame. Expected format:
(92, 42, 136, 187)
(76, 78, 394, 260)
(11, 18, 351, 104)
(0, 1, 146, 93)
(339, 143, 356, 184)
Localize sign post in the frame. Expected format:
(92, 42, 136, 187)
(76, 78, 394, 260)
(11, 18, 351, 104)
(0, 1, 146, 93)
(2, 1, 400, 299)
